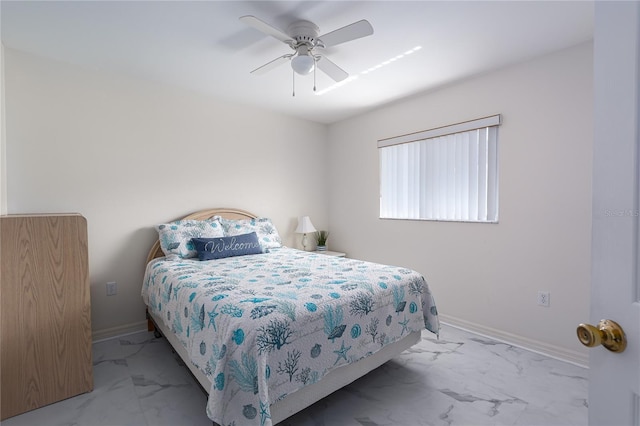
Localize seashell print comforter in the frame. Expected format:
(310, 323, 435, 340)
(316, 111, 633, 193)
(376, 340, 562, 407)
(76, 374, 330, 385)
(142, 247, 439, 426)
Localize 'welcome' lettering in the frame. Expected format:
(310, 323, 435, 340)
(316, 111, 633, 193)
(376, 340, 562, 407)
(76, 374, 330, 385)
(204, 237, 261, 253)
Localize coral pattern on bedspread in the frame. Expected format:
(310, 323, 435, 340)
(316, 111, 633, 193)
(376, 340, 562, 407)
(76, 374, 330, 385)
(142, 247, 439, 426)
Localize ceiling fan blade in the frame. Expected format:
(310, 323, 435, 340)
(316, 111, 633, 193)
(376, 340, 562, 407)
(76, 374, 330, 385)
(250, 54, 292, 75)
(318, 20, 374, 48)
(316, 56, 349, 82)
(240, 15, 292, 44)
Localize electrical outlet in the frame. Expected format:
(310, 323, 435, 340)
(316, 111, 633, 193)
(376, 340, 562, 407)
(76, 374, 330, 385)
(537, 291, 550, 307)
(106, 281, 117, 296)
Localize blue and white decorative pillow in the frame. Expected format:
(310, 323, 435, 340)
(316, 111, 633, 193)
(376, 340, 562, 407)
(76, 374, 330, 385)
(192, 232, 263, 261)
(155, 219, 225, 260)
(219, 217, 282, 251)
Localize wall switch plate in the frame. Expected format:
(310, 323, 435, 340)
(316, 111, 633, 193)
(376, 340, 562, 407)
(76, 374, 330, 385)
(106, 281, 117, 296)
(537, 291, 550, 307)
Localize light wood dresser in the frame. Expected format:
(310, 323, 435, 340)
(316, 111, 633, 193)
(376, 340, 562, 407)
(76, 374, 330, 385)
(1, 214, 93, 420)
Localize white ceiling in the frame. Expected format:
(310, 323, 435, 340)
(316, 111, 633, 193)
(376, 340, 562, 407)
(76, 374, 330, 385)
(1, 1, 594, 124)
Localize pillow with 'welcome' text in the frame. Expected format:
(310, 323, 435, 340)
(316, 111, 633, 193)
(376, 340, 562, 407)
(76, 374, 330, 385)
(191, 232, 263, 260)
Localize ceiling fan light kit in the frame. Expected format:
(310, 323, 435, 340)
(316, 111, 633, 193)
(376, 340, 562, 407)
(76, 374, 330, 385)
(291, 48, 315, 75)
(240, 15, 374, 94)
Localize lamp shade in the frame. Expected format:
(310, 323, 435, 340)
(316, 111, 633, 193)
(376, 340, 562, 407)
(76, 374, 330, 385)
(295, 216, 316, 234)
(291, 54, 315, 75)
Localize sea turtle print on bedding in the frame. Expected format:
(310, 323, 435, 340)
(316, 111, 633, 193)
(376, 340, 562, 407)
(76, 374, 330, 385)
(142, 247, 439, 426)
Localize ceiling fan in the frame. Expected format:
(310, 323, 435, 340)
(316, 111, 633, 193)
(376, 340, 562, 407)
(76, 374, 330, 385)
(240, 15, 374, 93)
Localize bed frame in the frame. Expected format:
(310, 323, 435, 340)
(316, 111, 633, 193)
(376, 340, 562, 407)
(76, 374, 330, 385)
(144, 207, 422, 424)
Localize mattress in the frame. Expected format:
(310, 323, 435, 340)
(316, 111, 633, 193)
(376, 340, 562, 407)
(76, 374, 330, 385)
(142, 247, 439, 426)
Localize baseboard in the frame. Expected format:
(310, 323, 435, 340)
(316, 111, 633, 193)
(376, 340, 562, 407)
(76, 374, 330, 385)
(91, 317, 588, 367)
(92, 320, 148, 343)
(439, 314, 589, 368)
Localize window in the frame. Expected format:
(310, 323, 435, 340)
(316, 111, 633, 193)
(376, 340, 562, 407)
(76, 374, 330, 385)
(378, 115, 500, 222)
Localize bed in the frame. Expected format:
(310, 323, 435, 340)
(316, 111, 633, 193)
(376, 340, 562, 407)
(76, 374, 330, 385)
(141, 208, 439, 426)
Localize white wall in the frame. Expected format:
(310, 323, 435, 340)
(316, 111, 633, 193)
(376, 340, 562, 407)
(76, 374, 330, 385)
(4, 48, 329, 339)
(1, 44, 6, 215)
(327, 43, 593, 364)
(5, 43, 594, 363)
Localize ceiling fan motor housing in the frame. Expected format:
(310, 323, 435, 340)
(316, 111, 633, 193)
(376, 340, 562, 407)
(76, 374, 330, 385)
(287, 20, 320, 47)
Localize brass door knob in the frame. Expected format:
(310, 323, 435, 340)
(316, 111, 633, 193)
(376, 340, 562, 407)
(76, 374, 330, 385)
(576, 319, 626, 353)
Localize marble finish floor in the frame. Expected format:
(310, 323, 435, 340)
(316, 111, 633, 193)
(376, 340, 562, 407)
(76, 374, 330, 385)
(3, 324, 588, 426)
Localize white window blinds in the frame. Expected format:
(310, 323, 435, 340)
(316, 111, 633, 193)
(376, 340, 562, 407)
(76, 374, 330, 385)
(378, 115, 500, 222)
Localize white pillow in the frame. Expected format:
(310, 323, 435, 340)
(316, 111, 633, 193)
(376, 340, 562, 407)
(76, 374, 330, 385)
(155, 218, 225, 259)
(219, 217, 282, 251)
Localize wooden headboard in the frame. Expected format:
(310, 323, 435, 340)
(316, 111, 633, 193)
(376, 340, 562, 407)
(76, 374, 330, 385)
(146, 208, 258, 264)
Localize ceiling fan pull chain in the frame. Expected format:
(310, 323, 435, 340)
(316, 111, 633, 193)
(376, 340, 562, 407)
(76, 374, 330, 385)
(292, 68, 295, 97)
(313, 57, 317, 92)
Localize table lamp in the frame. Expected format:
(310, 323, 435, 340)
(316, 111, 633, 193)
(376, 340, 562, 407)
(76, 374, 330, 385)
(295, 216, 316, 251)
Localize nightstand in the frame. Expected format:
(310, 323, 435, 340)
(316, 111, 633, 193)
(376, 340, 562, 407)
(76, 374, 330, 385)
(315, 250, 346, 257)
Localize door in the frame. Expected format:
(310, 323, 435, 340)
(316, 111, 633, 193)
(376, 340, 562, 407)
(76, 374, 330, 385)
(589, 2, 640, 425)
